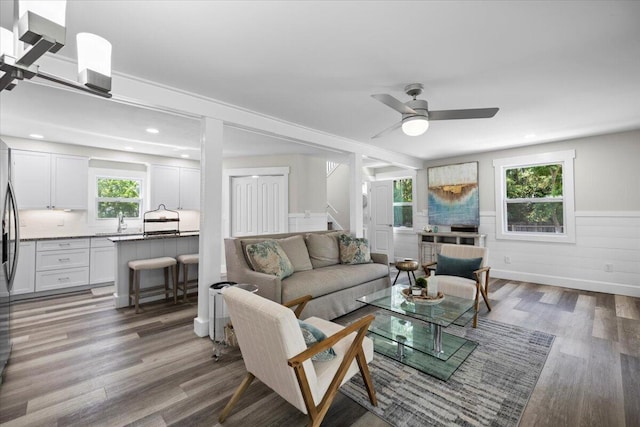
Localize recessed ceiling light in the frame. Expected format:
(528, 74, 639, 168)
(124, 146, 134, 151)
(146, 128, 159, 134)
(524, 133, 536, 138)
(180, 154, 190, 158)
(29, 133, 44, 139)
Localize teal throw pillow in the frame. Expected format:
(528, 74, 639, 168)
(245, 240, 294, 279)
(338, 234, 372, 265)
(298, 320, 337, 361)
(435, 254, 483, 280)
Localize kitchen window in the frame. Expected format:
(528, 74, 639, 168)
(493, 150, 576, 243)
(96, 177, 142, 219)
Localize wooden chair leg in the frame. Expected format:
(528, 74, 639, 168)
(128, 268, 134, 308)
(473, 284, 480, 328)
(163, 267, 169, 301)
(356, 349, 377, 406)
(219, 372, 255, 423)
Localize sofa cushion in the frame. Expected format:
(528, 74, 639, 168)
(305, 232, 343, 269)
(435, 253, 483, 280)
(245, 240, 294, 279)
(338, 234, 372, 265)
(278, 235, 313, 272)
(281, 262, 390, 302)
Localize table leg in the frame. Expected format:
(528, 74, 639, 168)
(392, 269, 401, 286)
(396, 335, 407, 360)
(432, 323, 442, 353)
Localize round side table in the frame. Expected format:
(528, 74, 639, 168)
(393, 260, 419, 287)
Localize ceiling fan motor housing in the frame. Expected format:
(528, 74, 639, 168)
(405, 99, 429, 118)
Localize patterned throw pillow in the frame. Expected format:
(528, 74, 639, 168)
(338, 234, 372, 265)
(298, 320, 336, 361)
(245, 240, 294, 279)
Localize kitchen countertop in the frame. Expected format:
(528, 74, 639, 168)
(21, 230, 199, 242)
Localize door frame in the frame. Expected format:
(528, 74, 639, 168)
(223, 167, 290, 238)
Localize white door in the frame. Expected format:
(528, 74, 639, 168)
(370, 181, 394, 262)
(231, 176, 258, 237)
(231, 175, 287, 237)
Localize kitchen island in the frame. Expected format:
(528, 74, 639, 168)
(110, 232, 199, 308)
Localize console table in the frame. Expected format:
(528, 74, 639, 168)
(418, 231, 485, 265)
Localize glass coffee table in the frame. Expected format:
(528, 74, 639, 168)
(357, 284, 477, 381)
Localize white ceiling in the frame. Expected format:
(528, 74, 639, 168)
(1, 1, 639, 164)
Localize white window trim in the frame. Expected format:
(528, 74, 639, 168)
(375, 170, 417, 232)
(88, 167, 147, 228)
(493, 150, 576, 243)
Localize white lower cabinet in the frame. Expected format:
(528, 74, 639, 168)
(11, 241, 36, 295)
(90, 238, 115, 284)
(35, 238, 90, 292)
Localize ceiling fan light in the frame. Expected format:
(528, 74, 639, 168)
(402, 116, 429, 136)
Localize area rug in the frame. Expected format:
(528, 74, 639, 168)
(341, 316, 554, 427)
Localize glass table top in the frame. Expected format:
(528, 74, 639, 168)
(357, 284, 475, 327)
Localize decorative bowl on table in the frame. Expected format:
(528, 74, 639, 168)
(400, 288, 445, 305)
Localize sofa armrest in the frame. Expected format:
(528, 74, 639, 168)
(370, 252, 388, 266)
(241, 270, 283, 303)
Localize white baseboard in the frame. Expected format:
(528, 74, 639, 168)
(193, 317, 209, 337)
(492, 269, 640, 298)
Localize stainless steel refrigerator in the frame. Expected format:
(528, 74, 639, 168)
(1, 138, 20, 384)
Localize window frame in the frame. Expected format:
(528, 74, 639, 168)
(392, 178, 414, 229)
(88, 167, 146, 227)
(95, 176, 143, 220)
(493, 150, 576, 243)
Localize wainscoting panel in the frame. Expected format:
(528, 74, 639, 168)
(480, 211, 640, 297)
(288, 213, 328, 232)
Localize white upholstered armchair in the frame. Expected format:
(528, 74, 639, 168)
(219, 286, 377, 427)
(423, 244, 492, 328)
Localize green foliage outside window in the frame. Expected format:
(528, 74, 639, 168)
(505, 165, 564, 232)
(393, 179, 413, 227)
(97, 178, 141, 219)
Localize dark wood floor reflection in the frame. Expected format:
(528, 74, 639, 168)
(0, 279, 638, 426)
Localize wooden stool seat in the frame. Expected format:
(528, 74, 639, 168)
(177, 253, 199, 302)
(128, 257, 178, 313)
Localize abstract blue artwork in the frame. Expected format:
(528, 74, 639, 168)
(428, 162, 479, 226)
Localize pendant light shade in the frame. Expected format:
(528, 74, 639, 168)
(401, 116, 429, 136)
(77, 32, 112, 92)
(18, 0, 67, 27)
(0, 27, 14, 57)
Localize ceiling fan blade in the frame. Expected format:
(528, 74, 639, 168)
(371, 120, 402, 139)
(371, 94, 417, 115)
(429, 107, 499, 121)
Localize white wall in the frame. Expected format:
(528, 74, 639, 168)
(419, 129, 640, 297)
(326, 162, 350, 230)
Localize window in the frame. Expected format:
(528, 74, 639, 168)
(494, 150, 575, 242)
(393, 178, 413, 228)
(96, 177, 142, 219)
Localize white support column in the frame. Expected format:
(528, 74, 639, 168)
(194, 117, 224, 337)
(349, 152, 364, 237)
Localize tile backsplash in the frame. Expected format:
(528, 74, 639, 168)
(19, 209, 200, 239)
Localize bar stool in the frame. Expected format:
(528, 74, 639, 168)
(128, 257, 178, 313)
(177, 253, 199, 301)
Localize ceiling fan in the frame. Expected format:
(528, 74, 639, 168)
(371, 83, 499, 138)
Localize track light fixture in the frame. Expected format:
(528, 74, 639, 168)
(0, 0, 112, 97)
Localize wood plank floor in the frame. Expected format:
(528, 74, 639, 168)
(1, 279, 639, 426)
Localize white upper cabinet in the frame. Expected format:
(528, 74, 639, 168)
(12, 150, 88, 210)
(150, 165, 200, 210)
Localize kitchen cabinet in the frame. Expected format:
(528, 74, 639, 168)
(150, 165, 200, 210)
(11, 150, 88, 210)
(11, 241, 36, 295)
(90, 237, 115, 285)
(35, 238, 90, 292)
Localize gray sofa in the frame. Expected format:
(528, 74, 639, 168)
(224, 230, 390, 319)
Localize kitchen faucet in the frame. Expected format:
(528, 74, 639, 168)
(117, 212, 127, 233)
